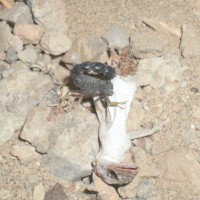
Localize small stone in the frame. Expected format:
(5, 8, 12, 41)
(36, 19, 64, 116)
(40, 30, 72, 56)
(0, 51, 6, 61)
(130, 31, 165, 59)
(44, 184, 68, 200)
(27, 0, 67, 31)
(6, 46, 18, 64)
(136, 55, 183, 94)
(127, 100, 145, 131)
(0, 21, 10, 52)
(20, 106, 66, 153)
(33, 183, 45, 200)
(62, 35, 107, 64)
(191, 87, 199, 93)
(10, 143, 40, 164)
(159, 151, 200, 194)
(102, 24, 129, 48)
(14, 24, 44, 44)
(180, 24, 200, 58)
(0, 2, 33, 24)
(18, 45, 37, 65)
(44, 110, 98, 180)
(8, 34, 24, 52)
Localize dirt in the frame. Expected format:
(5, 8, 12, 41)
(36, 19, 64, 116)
(1, 0, 200, 199)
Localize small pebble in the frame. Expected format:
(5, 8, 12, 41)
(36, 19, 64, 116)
(6, 46, 18, 64)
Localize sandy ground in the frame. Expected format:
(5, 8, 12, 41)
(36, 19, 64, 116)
(1, 0, 200, 199)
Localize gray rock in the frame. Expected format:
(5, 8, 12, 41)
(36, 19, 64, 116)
(0, 69, 54, 115)
(102, 24, 129, 48)
(26, 0, 67, 31)
(7, 34, 24, 52)
(20, 106, 67, 153)
(6, 46, 18, 64)
(136, 55, 183, 94)
(0, 21, 10, 52)
(62, 35, 107, 64)
(40, 30, 72, 56)
(136, 178, 156, 199)
(180, 24, 200, 58)
(0, 2, 33, 23)
(130, 31, 165, 59)
(18, 45, 37, 65)
(10, 143, 40, 163)
(44, 110, 99, 180)
(0, 104, 25, 146)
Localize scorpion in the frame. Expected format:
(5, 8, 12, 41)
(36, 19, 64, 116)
(70, 62, 116, 98)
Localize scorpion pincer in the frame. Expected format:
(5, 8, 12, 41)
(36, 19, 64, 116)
(70, 62, 116, 97)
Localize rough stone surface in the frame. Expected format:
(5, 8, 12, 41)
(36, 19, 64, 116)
(180, 24, 200, 58)
(0, 52, 6, 61)
(7, 34, 24, 52)
(130, 31, 165, 59)
(44, 110, 99, 180)
(10, 143, 40, 164)
(27, 0, 68, 31)
(0, 104, 25, 146)
(32, 183, 45, 200)
(14, 24, 44, 44)
(40, 30, 72, 55)
(159, 151, 200, 194)
(0, 69, 54, 115)
(18, 45, 37, 65)
(102, 24, 129, 48)
(6, 46, 18, 64)
(0, 21, 10, 52)
(44, 184, 68, 200)
(20, 106, 67, 153)
(136, 55, 183, 94)
(0, 2, 33, 23)
(62, 35, 107, 64)
(127, 100, 145, 131)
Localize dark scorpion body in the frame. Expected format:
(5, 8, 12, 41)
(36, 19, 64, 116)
(70, 62, 116, 97)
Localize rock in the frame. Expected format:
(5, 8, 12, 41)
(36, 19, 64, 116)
(62, 35, 107, 64)
(40, 89, 59, 106)
(151, 141, 170, 155)
(6, 46, 18, 64)
(27, 0, 68, 31)
(44, 184, 68, 200)
(33, 183, 45, 200)
(0, 2, 33, 23)
(0, 21, 10, 52)
(180, 24, 200, 58)
(136, 55, 183, 94)
(44, 110, 99, 180)
(130, 31, 165, 59)
(192, 106, 200, 119)
(10, 143, 40, 163)
(102, 24, 129, 48)
(159, 151, 200, 194)
(18, 45, 37, 65)
(40, 30, 72, 55)
(127, 100, 145, 131)
(0, 69, 54, 115)
(0, 104, 25, 146)
(7, 34, 24, 52)
(92, 173, 119, 200)
(13, 24, 44, 44)
(0, 61, 10, 79)
(0, 51, 6, 61)
(0, 189, 12, 200)
(20, 106, 67, 153)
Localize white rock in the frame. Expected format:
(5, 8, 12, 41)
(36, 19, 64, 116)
(130, 31, 165, 58)
(62, 35, 107, 64)
(102, 24, 129, 48)
(180, 24, 200, 58)
(33, 183, 45, 200)
(27, 0, 67, 31)
(0, 21, 10, 52)
(136, 55, 183, 94)
(40, 30, 72, 55)
(10, 143, 40, 164)
(14, 24, 44, 44)
(0, 2, 33, 24)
